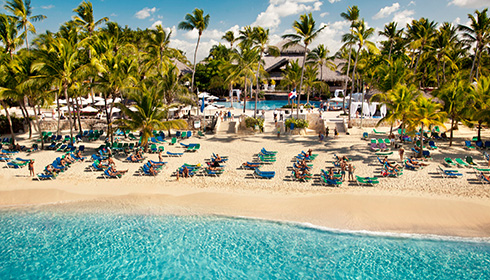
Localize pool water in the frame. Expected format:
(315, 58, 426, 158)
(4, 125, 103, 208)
(1, 208, 489, 279)
(216, 100, 321, 110)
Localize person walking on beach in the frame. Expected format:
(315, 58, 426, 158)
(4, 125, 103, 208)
(28, 160, 34, 177)
(325, 126, 329, 138)
(399, 147, 405, 161)
(348, 163, 355, 181)
(276, 123, 281, 138)
(334, 127, 338, 138)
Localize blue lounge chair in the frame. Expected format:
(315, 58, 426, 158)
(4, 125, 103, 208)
(102, 167, 122, 179)
(36, 173, 55, 181)
(167, 151, 183, 157)
(465, 140, 476, 149)
(438, 166, 463, 178)
(321, 174, 342, 186)
(261, 148, 278, 155)
(476, 140, 484, 149)
(253, 168, 275, 179)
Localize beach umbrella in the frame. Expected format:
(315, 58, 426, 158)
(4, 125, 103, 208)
(94, 100, 106, 106)
(204, 105, 218, 111)
(81, 106, 98, 113)
(207, 95, 219, 100)
(93, 96, 104, 102)
(128, 106, 138, 112)
(111, 107, 121, 113)
(59, 106, 69, 111)
(329, 97, 343, 102)
(58, 99, 67, 104)
(198, 92, 210, 98)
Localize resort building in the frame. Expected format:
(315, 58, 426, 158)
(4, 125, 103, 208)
(263, 39, 349, 94)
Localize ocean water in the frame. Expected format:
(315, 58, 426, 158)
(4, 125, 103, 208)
(1, 208, 489, 279)
(216, 100, 321, 110)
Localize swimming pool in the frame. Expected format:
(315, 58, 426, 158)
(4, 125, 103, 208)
(216, 100, 321, 110)
(1, 208, 489, 278)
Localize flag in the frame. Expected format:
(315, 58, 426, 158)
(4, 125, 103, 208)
(200, 97, 205, 113)
(288, 88, 297, 100)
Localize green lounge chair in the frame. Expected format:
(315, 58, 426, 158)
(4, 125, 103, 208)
(444, 158, 457, 167)
(320, 174, 342, 187)
(170, 137, 177, 145)
(454, 158, 469, 168)
(186, 144, 200, 152)
(291, 170, 312, 182)
(355, 175, 379, 186)
(198, 131, 205, 138)
(373, 129, 386, 134)
(158, 146, 165, 152)
(465, 156, 478, 166)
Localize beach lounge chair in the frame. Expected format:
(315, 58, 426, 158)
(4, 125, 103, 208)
(36, 173, 55, 181)
(204, 168, 224, 177)
(373, 129, 386, 134)
(149, 144, 158, 153)
(241, 162, 262, 169)
(465, 156, 478, 166)
(428, 141, 438, 149)
(6, 160, 28, 168)
(464, 140, 476, 149)
(186, 144, 200, 152)
(478, 172, 490, 184)
(126, 155, 142, 163)
(89, 160, 105, 171)
(355, 175, 379, 186)
(102, 167, 123, 179)
(253, 168, 275, 179)
(438, 166, 463, 178)
(475, 140, 484, 149)
(362, 132, 368, 140)
(169, 137, 177, 145)
(167, 151, 183, 157)
(370, 143, 380, 152)
(261, 148, 278, 155)
(485, 141, 490, 150)
(291, 170, 312, 182)
(444, 158, 457, 167)
(454, 158, 470, 168)
(181, 131, 187, 139)
(259, 154, 276, 163)
(198, 131, 206, 138)
(320, 174, 342, 186)
(0, 156, 10, 162)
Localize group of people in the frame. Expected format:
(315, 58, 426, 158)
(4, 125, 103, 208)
(319, 126, 339, 141)
(333, 155, 355, 181)
(293, 158, 312, 180)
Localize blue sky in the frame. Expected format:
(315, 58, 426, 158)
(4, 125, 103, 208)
(16, 0, 490, 61)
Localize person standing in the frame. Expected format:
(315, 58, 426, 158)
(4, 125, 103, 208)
(279, 110, 284, 121)
(325, 126, 329, 138)
(348, 163, 355, 181)
(334, 127, 338, 138)
(399, 147, 405, 162)
(28, 160, 34, 177)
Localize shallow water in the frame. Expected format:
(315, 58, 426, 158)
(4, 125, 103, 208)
(0, 207, 489, 279)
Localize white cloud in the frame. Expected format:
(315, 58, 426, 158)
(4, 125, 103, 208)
(310, 20, 350, 54)
(150, 21, 163, 29)
(135, 7, 157, 20)
(392, 10, 414, 27)
(170, 38, 220, 62)
(448, 0, 490, 8)
(320, 12, 330, 18)
(453, 17, 461, 25)
(252, 0, 323, 30)
(327, 0, 341, 3)
(41, 5, 54, 9)
(183, 28, 224, 40)
(408, 1, 416, 6)
(110, 13, 117, 17)
(373, 3, 400, 20)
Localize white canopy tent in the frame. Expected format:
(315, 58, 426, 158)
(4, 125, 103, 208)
(81, 106, 98, 113)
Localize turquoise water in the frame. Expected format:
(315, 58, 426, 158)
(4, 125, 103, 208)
(1, 208, 490, 279)
(216, 100, 321, 110)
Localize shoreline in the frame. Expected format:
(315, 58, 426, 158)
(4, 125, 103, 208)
(1, 185, 490, 239)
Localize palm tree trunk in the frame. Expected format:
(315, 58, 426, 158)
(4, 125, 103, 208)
(104, 96, 114, 144)
(229, 83, 234, 108)
(418, 123, 424, 158)
(254, 51, 263, 118)
(436, 57, 441, 88)
(19, 101, 31, 139)
(349, 46, 361, 125)
(475, 47, 482, 81)
(56, 92, 61, 135)
(449, 118, 454, 147)
(413, 47, 423, 75)
(34, 104, 44, 150)
(344, 45, 352, 116)
(388, 42, 393, 61)
(1, 101, 15, 145)
(75, 97, 83, 132)
(243, 78, 248, 114)
(297, 45, 308, 118)
(24, 26, 29, 50)
(443, 60, 447, 83)
(469, 46, 477, 81)
(191, 35, 201, 93)
(63, 86, 74, 145)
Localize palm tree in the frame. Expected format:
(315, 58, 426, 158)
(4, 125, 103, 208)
(222, 30, 237, 48)
(178, 8, 210, 93)
(247, 26, 279, 117)
(432, 23, 458, 88)
(437, 76, 470, 146)
(281, 60, 302, 105)
(73, 1, 108, 37)
(0, 14, 23, 59)
(302, 64, 327, 104)
(378, 22, 403, 61)
(408, 97, 446, 158)
(4, 0, 46, 50)
(378, 84, 420, 140)
(468, 75, 490, 141)
(340, 5, 359, 116)
(406, 18, 437, 75)
(115, 83, 187, 150)
(282, 13, 325, 118)
(144, 25, 180, 72)
(458, 9, 490, 81)
(307, 44, 335, 83)
(33, 38, 84, 145)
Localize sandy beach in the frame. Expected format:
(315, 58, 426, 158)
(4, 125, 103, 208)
(1, 112, 490, 238)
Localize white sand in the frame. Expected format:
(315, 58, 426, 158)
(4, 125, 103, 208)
(1, 116, 490, 238)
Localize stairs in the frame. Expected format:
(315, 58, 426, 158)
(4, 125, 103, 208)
(216, 121, 238, 134)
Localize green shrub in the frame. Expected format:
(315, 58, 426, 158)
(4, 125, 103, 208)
(285, 118, 309, 129)
(281, 103, 314, 109)
(0, 115, 26, 134)
(244, 117, 264, 131)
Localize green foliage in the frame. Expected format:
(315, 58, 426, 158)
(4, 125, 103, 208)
(0, 115, 25, 134)
(244, 117, 264, 130)
(281, 103, 314, 109)
(285, 118, 309, 129)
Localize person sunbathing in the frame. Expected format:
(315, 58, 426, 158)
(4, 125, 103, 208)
(482, 172, 490, 181)
(148, 165, 158, 176)
(108, 166, 128, 176)
(75, 150, 84, 161)
(211, 160, 221, 168)
(298, 159, 309, 169)
(215, 154, 222, 162)
(135, 149, 144, 160)
(328, 167, 335, 180)
(208, 166, 223, 172)
(129, 154, 140, 162)
(294, 169, 311, 179)
(46, 164, 61, 174)
(409, 156, 428, 167)
(383, 156, 401, 169)
(59, 158, 68, 167)
(307, 149, 313, 157)
(64, 154, 75, 164)
(104, 156, 115, 166)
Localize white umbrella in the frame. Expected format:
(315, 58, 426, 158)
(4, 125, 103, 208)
(207, 95, 219, 100)
(198, 92, 210, 98)
(94, 100, 106, 106)
(81, 106, 98, 113)
(128, 106, 138, 112)
(204, 105, 218, 110)
(329, 97, 343, 102)
(111, 107, 121, 113)
(59, 106, 69, 111)
(93, 96, 104, 102)
(58, 99, 67, 104)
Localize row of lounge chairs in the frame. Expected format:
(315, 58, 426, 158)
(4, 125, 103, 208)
(37, 152, 85, 180)
(251, 148, 276, 179)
